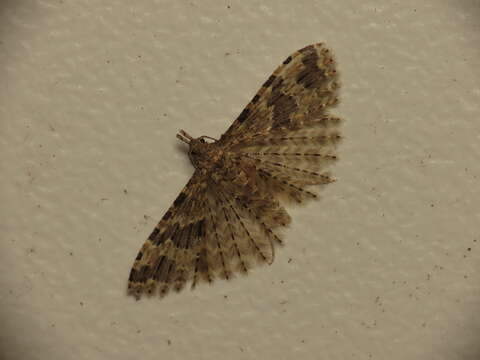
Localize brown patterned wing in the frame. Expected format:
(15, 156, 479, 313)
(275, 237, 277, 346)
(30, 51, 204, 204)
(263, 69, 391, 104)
(199, 180, 289, 286)
(128, 170, 284, 299)
(128, 170, 210, 299)
(219, 43, 340, 148)
(232, 115, 342, 202)
(219, 43, 343, 203)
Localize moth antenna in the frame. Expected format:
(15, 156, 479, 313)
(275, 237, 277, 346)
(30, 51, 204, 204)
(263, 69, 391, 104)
(177, 129, 193, 144)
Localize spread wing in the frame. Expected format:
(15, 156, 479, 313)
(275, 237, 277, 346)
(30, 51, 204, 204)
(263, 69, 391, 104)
(219, 43, 340, 149)
(128, 171, 208, 298)
(219, 43, 342, 202)
(128, 170, 287, 299)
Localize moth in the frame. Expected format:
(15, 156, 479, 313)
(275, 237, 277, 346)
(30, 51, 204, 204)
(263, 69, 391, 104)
(128, 43, 342, 299)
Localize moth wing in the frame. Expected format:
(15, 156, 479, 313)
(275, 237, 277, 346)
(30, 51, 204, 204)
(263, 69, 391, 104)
(128, 171, 209, 298)
(218, 44, 343, 203)
(128, 170, 285, 299)
(219, 43, 340, 148)
(202, 181, 278, 279)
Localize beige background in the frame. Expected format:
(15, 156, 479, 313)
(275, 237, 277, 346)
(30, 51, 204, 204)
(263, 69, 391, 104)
(1, 1, 480, 359)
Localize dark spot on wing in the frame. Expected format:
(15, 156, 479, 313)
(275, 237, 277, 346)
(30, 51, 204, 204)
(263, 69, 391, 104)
(152, 256, 166, 275)
(128, 268, 137, 282)
(148, 228, 160, 241)
(170, 225, 186, 248)
(298, 44, 315, 54)
(263, 75, 276, 88)
(163, 210, 172, 220)
(171, 219, 206, 249)
(251, 94, 260, 104)
(153, 256, 176, 282)
(137, 265, 150, 283)
(270, 93, 298, 129)
(270, 76, 284, 93)
(297, 50, 324, 89)
(184, 222, 196, 249)
(196, 219, 205, 238)
(173, 222, 198, 249)
(153, 222, 179, 246)
(236, 108, 250, 123)
(135, 251, 143, 261)
(283, 55, 292, 64)
(266, 76, 298, 129)
(173, 192, 188, 207)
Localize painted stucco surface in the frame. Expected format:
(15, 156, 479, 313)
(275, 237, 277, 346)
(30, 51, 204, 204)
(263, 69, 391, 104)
(1, 1, 479, 359)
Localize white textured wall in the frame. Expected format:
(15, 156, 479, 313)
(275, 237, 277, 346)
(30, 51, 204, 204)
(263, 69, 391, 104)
(1, 1, 479, 359)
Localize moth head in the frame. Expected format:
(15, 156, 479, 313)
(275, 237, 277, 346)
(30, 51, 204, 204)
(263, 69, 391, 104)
(176, 129, 218, 168)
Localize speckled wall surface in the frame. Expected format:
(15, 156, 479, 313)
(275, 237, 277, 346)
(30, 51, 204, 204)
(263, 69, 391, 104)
(1, 1, 479, 359)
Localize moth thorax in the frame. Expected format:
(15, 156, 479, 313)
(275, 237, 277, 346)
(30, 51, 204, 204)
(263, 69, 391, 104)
(188, 138, 221, 170)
